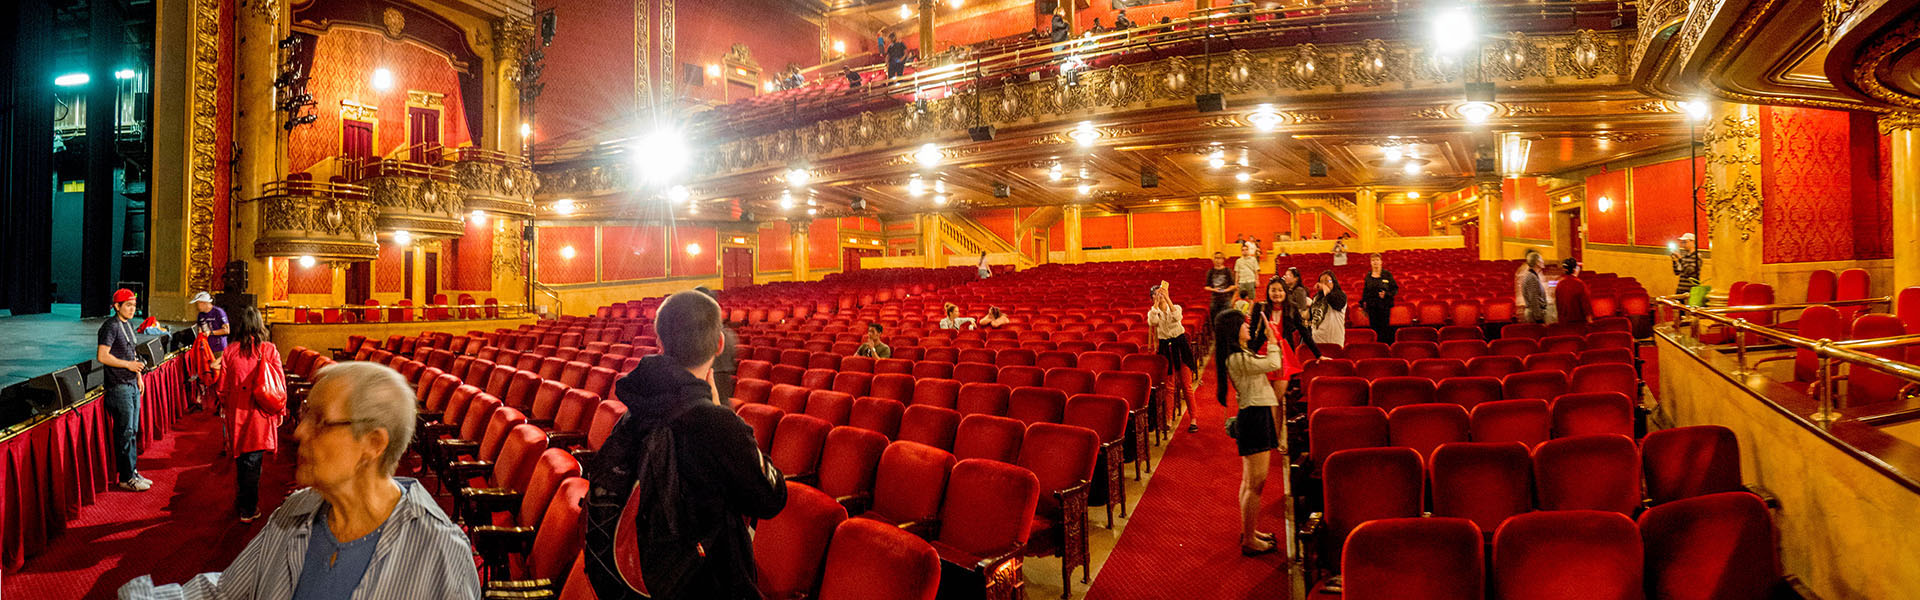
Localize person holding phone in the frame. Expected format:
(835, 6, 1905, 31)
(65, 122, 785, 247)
(1147, 282, 1202, 433)
(1670, 232, 1701, 295)
(1213, 310, 1294, 556)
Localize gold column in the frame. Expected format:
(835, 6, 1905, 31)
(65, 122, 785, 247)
(1356, 187, 1379, 253)
(1699, 101, 1763, 291)
(921, 213, 944, 268)
(917, 0, 935, 58)
(1199, 194, 1225, 256)
(1195, 0, 1213, 9)
(1063, 204, 1084, 264)
(490, 18, 528, 155)
(232, 0, 288, 303)
(790, 220, 811, 282)
(1063, 0, 1077, 34)
(1886, 112, 1920, 291)
(1477, 179, 1503, 260)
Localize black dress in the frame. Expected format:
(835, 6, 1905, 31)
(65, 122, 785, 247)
(1361, 270, 1398, 343)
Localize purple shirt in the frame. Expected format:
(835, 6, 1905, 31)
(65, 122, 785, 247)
(197, 306, 229, 352)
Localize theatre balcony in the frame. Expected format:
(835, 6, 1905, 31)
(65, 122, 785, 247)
(250, 178, 380, 262)
(359, 152, 469, 240)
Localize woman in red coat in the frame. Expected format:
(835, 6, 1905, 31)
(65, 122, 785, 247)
(218, 305, 284, 522)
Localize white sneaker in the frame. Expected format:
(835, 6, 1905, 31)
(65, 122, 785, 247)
(134, 475, 154, 487)
(118, 479, 151, 492)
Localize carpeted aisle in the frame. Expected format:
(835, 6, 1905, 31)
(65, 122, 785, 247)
(1085, 364, 1296, 600)
(2, 410, 296, 600)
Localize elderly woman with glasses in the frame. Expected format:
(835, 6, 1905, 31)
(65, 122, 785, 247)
(121, 361, 481, 600)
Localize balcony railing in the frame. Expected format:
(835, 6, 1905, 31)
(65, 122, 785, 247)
(252, 178, 380, 261)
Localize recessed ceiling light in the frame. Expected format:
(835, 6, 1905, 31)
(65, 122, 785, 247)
(1407, 191, 1422, 199)
(1402, 162, 1421, 176)
(1235, 171, 1252, 182)
(1236, 193, 1251, 200)
(914, 143, 942, 167)
(1383, 147, 1403, 162)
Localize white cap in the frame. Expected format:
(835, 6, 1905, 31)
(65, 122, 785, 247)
(1678, 233, 1697, 242)
(189, 291, 214, 303)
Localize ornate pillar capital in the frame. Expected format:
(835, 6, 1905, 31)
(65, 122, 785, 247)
(1881, 111, 1920, 135)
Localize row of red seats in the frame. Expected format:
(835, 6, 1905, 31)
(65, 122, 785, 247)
(1303, 363, 1639, 414)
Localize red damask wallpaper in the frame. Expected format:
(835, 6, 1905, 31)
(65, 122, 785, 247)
(292, 29, 472, 172)
(670, 226, 718, 277)
(1133, 210, 1201, 247)
(759, 223, 792, 271)
(1856, 130, 1894, 260)
(375, 243, 404, 293)
(1759, 106, 1888, 263)
(1382, 204, 1431, 237)
(1629, 158, 1710, 249)
(290, 260, 333, 294)
(536, 226, 597, 284)
(1502, 178, 1551, 240)
(602, 225, 668, 281)
(1583, 169, 1629, 245)
(808, 219, 839, 270)
(446, 220, 494, 291)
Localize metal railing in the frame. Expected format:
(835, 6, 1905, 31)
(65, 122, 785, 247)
(1656, 295, 1920, 426)
(532, 282, 563, 319)
(259, 178, 370, 201)
(263, 302, 535, 323)
(453, 146, 531, 168)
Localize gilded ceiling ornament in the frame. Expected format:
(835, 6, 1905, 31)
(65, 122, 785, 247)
(1409, 106, 1452, 119)
(247, 0, 279, 24)
(1822, 0, 1860, 43)
(1847, 17, 1920, 109)
(382, 8, 407, 39)
(1624, 100, 1672, 112)
(660, 0, 674, 101)
(1288, 111, 1333, 122)
(1568, 29, 1601, 77)
(1351, 39, 1391, 86)
(1491, 32, 1532, 80)
(1506, 104, 1550, 115)
(1879, 111, 1920, 134)
(1287, 44, 1321, 90)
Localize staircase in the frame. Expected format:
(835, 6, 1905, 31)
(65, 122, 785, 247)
(1318, 196, 1401, 240)
(935, 213, 1034, 268)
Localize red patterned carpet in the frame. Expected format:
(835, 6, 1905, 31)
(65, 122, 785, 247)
(2, 411, 297, 600)
(1085, 366, 1295, 600)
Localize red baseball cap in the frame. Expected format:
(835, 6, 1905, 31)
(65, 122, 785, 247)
(112, 288, 137, 304)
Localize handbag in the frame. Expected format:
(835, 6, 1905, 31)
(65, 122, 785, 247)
(247, 351, 289, 415)
(1224, 415, 1239, 439)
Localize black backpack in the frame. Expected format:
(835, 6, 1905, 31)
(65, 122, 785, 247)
(581, 402, 716, 599)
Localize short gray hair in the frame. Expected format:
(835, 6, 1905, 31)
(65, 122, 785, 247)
(313, 361, 416, 475)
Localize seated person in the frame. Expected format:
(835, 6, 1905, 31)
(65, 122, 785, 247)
(939, 303, 978, 330)
(120, 362, 481, 599)
(979, 306, 1012, 329)
(856, 323, 892, 358)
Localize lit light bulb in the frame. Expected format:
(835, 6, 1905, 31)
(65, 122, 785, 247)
(1071, 121, 1099, 147)
(934, 180, 946, 193)
(685, 242, 702, 256)
(668, 185, 690, 203)
(807, 207, 819, 216)
(780, 191, 796, 209)
(114, 69, 137, 80)
(1458, 101, 1497, 124)
(1596, 196, 1613, 212)
(914, 143, 942, 167)
(371, 68, 394, 91)
(553, 199, 576, 214)
(1237, 193, 1251, 200)
(1208, 150, 1227, 169)
(298, 255, 316, 268)
(706, 64, 721, 78)
(1048, 165, 1063, 182)
(934, 194, 948, 205)
(560, 245, 577, 259)
(832, 40, 846, 54)
(1077, 183, 1091, 195)
(1235, 171, 1252, 182)
(908, 178, 926, 197)
(688, 203, 700, 215)
(1383, 147, 1403, 162)
(1681, 100, 1710, 121)
(393, 230, 412, 246)
(1509, 208, 1525, 222)
(1402, 162, 1421, 176)
(470, 210, 487, 226)
(785, 168, 810, 187)
(899, 3, 911, 19)
(1407, 191, 1422, 199)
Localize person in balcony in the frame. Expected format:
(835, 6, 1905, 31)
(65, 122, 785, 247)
(842, 66, 861, 90)
(1115, 9, 1135, 31)
(1089, 18, 1106, 34)
(885, 33, 907, 79)
(1671, 232, 1701, 296)
(1050, 9, 1072, 48)
(1556, 258, 1591, 325)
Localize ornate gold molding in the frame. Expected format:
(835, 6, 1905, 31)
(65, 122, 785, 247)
(407, 90, 446, 110)
(660, 0, 675, 103)
(187, 0, 220, 293)
(1880, 111, 1920, 134)
(1822, 0, 1862, 43)
(254, 191, 380, 261)
(1847, 17, 1920, 109)
(636, 0, 652, 109)
(341, 99, 378, 122)
(455, 161, 538, 217)
(1699, 112, 1762, 240)
(366, 175, 466, 236)
(382, 7, 407, 39)
(492, 220, 526, 277)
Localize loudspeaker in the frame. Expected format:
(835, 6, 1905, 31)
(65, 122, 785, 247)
(1308, 153, 1327, 177)
(1140, 165, 1159, 188)
(1195, 93, 1225, 113)
(137, 336, 166, 367)
(1475, 157, 1497, 174)
(968, 125, 996, 141)
(522, 224, 536, 241)
(49, 367, 84, 409)
(742, 211, 757, 222)
(850, 197, 867, 211)
(221, 260, 249, 292)
(992, 182, 1010, 198)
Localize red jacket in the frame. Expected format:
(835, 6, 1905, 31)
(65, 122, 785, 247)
(1555, 275, 1592, 324)
(220, 342, 285, 455)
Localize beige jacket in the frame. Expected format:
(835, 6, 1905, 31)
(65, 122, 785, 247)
(1227, 341, 1287, 409)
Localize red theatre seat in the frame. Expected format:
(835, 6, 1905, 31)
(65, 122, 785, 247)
(1638, 492, 1782, 600)
(1335, 517, 1485, 600)
(1640, 425, 1744, 505)
(1533, 434, 1642, 515)
(1429, 441, 1533, 536)
(816, 518, 942, 600)
(755, 482, 849, 600)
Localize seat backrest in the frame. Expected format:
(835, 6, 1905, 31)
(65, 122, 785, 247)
(911, 378, 961, 409)
(1341, 517, 1485, 600)
(586, 400, 628, 451)
(957, 382, 1012, 416)
(1805, 269, 1837, 303)
(911, 361, 954, 380)
(870, 441, 957, 524)
(1467, 355, 1525, 378)
(1503, 370, 1569, 401)
(816, 518, 941, 600)
(1470, 399, 1551, 447)
(768, 383, 812, 415)
(1308, 406, 1391, 471)
(1641, 425, 1743, 505)
(519, 449, 582, 527)
(737, 404, 784, 454)
(1848, 313, 1913, 406)
(1550, 391, 1634, 438)
(805, 390, 856, 426)
(869, 373, 915, 403)
(952, 414, 1025, 463)
(1370, 376, 1436, 411)
(526, 477, 590, 581)
(770, 414, 834, 477)
(896, 405, 961, 451)
(756, 481, 849, 600)
(1307, 376, 1371, 416)
(1410, 358, 1467, 381)
(491, 422, 548, 491)
(935, 459, 1040, 558)
(996, 365, 1045, 388)
(503, 370, 541, 412)
(1386, 403, 1469, 459)
(875, 358, 915, 375)
(817, 426, 889, 501)
(1638, 492, 1779, 600)
(1794, 305, 1842, 383)
(1492, 510, 1644, 600)
(1435, 376, 1503, 410)
(1007, 386, 1068, 426)
(1063, 393, 1128, 443)
(1356, 358, 1410, 380)
(1430, 441, 1533, 534)
(1533, 434, 1642, 514)
(1044, 367, 1095, 396)
(1017, 423, 1100, 515)
(1322, 447, 1426, 566)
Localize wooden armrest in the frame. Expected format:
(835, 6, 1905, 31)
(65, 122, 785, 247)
(460, 487, 524, 522)
(834, 493, 873, 515)
(486, 578, 558, 591)
(1745, 484, 1781, 509)
(445, 460, 494, 484)
(546, 432, 586, 449)
(895, 519, 940, 539)
(469, 525, 536, 561)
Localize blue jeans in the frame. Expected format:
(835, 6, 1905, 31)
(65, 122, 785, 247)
(104, 381, 142, 482)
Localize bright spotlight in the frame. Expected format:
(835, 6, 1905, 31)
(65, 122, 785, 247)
(519, 122, 532, 137)
(933, 180, 946, 194)
(934, 194, 948, 205)
(785, 168, 810, 187)
(114, 69, 137, 80)
(1407, 191, 1421, 199)
(470, 210, 487, 226)
(371, 68, 395, 91)
(394, 230, 412, 245)
(1383, 147, 1403, 162)
(949, 0, 963, 7)
(1431, 6, 1476, 55)
(1070, 121, 1099, 147)
(1076, 183, 1091, 195)
(706, 64, 722, 78)
(1596, 196, 1613, 212)
(54, 73, 90, 86)
(1048, 165, 1063, 182)
(807, 207, 819, 216)
(908, 178, 926, 197)
(914, 143, 943, 167)
(685, 242, 702, 256)
(780, 191, 796, 209)
(1509, 208, 1525, 222)
(1458, 101, 1497, 124)
(899, 3, 911, 19)
(1236, 193, 1251, 200)
(1208, 150, 1227, 169)
(633, 128, 690, 184)
(1247, 104, 1283, 132)
(832, 40, 846, 54)
(1402, 162, 1421, 176)
(667, 185, 691, 203)
(1681, 100, 1710, 121)
(560, 245, 577, 259)
(553, 199, 577, 214)
(298, 255, 317, 268)
(1235, 171, 1252, 183)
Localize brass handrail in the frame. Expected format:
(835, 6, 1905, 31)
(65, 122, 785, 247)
(262, 302, 534, 313)
(1706, 297, 1892, 314)
(1656, 296, 1920, 426)
(257, 179, 371, 201)
(1833, 334, 1920, 351)
(453, 146, 530, 168)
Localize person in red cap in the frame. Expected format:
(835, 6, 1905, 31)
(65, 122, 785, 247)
(97, 288, 153, 491)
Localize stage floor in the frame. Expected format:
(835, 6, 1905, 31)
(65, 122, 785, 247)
(0, 305, 191, 391)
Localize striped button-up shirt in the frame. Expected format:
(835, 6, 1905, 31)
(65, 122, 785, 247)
(118, 477, 481, 600)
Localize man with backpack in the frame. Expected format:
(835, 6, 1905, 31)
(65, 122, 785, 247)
(584, 290, 787, 600)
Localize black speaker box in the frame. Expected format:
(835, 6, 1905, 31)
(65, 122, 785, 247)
(1308, 153, 1327, 177)
(968, 125, 996, 141)
(742, 211, 757, 222)
(1476, 157, 1497, 174)
(993, 182, 1011, 198)
(1195, 93, 1225, 113)
(850, 197, 867, 211)
(1140, 165, 1160, 188)
(522, 224, 536, 241)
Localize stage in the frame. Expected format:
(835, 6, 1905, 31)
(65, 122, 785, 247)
(0, 305, 187, 430)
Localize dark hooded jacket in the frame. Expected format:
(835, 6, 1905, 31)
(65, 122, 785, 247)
(609, 354, 785, 599)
